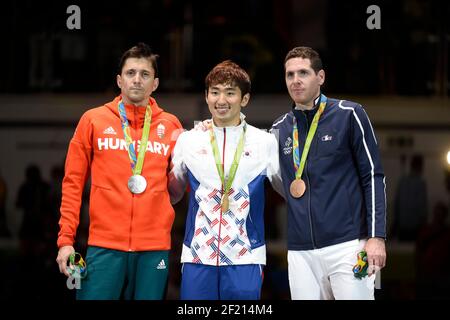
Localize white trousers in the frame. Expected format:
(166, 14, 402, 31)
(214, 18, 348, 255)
(288, 239, 375, 300)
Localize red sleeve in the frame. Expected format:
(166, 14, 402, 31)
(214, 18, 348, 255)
(57, 112, 93, 248)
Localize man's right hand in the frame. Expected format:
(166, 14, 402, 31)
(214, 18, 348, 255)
(56, 245, 75, 277)
(194, 119, 212, 131)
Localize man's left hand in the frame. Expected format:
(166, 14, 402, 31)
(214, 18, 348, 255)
(363, 237, 386, 276)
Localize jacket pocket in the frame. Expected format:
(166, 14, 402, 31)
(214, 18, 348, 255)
(245, 213, 263, 249)
(183, 201, 199, 247)
(91, 183, 112, 191)
(344, 185, 356, 227)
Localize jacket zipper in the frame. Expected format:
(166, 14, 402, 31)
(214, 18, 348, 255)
(216, 128, 226, 266)
(128, 107, 138, 251)
(302, 112, 317, 249)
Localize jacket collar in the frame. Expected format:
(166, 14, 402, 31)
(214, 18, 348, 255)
(211, 112, 247, 131)
(106, 95, 164, 127)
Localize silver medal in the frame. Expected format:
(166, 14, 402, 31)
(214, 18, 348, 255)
(128, 175, 147, 194)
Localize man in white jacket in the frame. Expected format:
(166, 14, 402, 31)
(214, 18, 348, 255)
(169, 60, 283, 300)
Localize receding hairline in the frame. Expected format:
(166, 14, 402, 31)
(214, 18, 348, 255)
(120, 57, 157, 75)
(284, 46, 323, 73)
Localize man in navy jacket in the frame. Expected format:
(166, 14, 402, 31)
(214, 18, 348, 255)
(271, 47, 386, 299)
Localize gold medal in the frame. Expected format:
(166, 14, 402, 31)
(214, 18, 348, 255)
(210, 124, 246, 215)
(221, 194, 229, 212)
(290, 179, 306, 198)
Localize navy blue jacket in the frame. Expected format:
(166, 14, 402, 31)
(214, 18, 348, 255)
(271, 96, 386, 250)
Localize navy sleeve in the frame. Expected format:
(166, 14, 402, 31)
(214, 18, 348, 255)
(350, 104, 387, 239)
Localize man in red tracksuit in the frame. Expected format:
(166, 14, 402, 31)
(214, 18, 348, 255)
(56, 43, 183, 300)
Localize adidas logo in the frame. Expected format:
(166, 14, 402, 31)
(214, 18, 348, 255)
(103, 126, 117, 135)
(156, 259, 166, 270)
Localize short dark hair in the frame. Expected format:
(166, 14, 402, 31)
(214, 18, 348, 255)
(118, 43, 159, 77)
(284, 47, 323, 74)
(205, 60, 251, 96)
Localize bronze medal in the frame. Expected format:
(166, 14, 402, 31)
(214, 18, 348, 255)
(290, 179, 306, 198)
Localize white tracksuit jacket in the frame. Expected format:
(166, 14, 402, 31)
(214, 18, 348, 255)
(169, 115, 283, 266)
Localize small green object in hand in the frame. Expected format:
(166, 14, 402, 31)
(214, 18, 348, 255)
(68, 252, 87, 279)
(353, 251, 368, 279)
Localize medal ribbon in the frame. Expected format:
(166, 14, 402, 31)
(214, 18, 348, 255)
(353, 251, 369, 278)
(209, 124, 247, 198)
(118, 100, 152, 175)
(292, 94, 327, 179)
(68, 252, 87, 279)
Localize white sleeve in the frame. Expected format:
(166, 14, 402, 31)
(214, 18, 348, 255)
(267, 133, 285, 199)
(168, 132, 188, 204)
